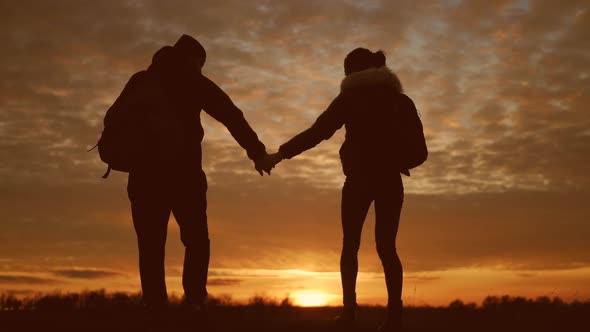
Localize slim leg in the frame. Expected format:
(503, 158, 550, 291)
(340, 178, 373, 310)
(374, 181, 404, 308)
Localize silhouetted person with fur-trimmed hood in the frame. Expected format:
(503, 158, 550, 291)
(267, 48, 427, 331)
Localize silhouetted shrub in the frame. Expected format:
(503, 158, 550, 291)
(206, 294, 234, 307)
(449, 299, 464, 309)
(248, 294, 278, 307)
(482, 295, 500, 309)
(535, 296, 552, 306)
(280, 295, 293, 307)
(0, 294, 22, 311)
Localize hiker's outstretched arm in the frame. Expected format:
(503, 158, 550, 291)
(201, 77, 266, 161)
(278, 94, 347, 159)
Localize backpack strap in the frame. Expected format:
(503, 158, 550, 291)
(102, 165, 112, 179)
(87, 142, 98, 152)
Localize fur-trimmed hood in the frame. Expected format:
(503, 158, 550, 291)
(340, 66, 403, 93)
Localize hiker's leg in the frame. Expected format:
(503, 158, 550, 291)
(340, 177, 373, 311)
(374, 177, 404, 310)
(173, 175, 209, 306)
(128, 174, 171, 308)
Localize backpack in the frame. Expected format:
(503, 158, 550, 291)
(397, 95, 427, 176)
(91, 70, 182, 178)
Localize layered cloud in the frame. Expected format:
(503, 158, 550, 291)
(52, 268, 124, 279)
(0, 275, 57, 285)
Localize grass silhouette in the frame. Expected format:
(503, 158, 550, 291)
(1, 290, 588, 331)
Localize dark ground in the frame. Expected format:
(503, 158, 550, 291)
(1, 304, 588, 332)
(1, 292, 588, 332)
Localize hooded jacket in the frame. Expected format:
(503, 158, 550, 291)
(279, 66, 419, 178)
(121, 46, 266, 174)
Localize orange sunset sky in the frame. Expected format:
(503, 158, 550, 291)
(1, 0, 589, 307)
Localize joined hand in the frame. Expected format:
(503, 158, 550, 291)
(254, 152, 283, 176)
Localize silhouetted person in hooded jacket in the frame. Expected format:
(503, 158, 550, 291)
(269, 48, 421, 331)
(122, 34, 271, 311)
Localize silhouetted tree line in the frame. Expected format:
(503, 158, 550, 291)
(0, 290, 143, 311)
(446, 295, 589, 310)
(1, 291, 588, 311)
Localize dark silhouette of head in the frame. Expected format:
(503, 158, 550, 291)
(174, 34, 207, 69)
(150, 46, 185, 79)
(344, 48, 386, 76)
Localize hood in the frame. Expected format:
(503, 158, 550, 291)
(148, 46, 202, 77)
(150, 46, 177, 69)
(340, 66, 403, 93)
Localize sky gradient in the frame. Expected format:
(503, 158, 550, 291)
(1, 0, 589, 306)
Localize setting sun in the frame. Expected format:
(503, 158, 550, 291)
(292, 291, 334, 307)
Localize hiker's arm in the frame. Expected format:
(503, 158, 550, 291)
(278, 94, 347, 159)
(201, 77, 266, 161)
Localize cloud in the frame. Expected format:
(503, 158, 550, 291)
(404, 275, 441, 283)
(0, 275, 57, 285)
(0, 289, 37, 296)
(0, 0, 588, 193)
(515, 272, 537, 278)
(52, 269, 123, 279)
(208, 279, 242, 286)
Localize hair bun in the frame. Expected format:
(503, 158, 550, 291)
(373, 50, 386, 67)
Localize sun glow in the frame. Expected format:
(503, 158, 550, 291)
(292, 290, 334, 307)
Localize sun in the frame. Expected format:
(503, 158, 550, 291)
(292, 290, 333, 307)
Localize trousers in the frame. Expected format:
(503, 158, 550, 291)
(127, 169, 209, 307)
(340, 174, 404, 309)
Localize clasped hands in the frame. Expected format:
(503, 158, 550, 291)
(254, 151, 284, 176)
